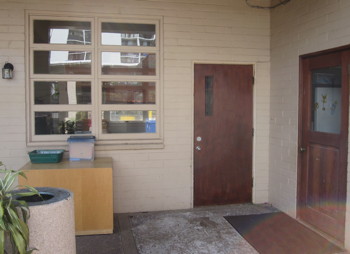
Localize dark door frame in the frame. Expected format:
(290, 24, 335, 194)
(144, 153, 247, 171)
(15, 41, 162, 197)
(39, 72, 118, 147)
(297, 45, 350, 243)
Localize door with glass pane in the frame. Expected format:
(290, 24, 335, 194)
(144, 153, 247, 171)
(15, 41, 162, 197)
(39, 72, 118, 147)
(194, 64, 253, 206)
(299, 50, 349, 243)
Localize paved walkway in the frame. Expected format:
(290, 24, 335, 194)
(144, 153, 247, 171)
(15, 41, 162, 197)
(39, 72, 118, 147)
(76, 203, 347, 254)
(129, 203, 277, 254)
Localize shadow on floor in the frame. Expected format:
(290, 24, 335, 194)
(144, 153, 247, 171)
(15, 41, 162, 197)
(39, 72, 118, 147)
(76, 214, 123, 254)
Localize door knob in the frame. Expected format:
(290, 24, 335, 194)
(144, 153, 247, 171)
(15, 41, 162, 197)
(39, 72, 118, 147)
(196, 136, 202, 142)
(300, 147, 306, 152)
(195, 146, 201, 151)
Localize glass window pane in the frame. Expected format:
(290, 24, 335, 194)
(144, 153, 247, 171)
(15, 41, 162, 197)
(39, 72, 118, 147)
(102, 81, 155, 104)
(35, 111, 91, 135)
(102, 110, 156, 133)
(312, 66, 341, 134)
(34, 50, 91, 75)
(205, 76, 213, 116)
(101, 52, 156, 75)
(34, 81, 91, 104)
(34, 20, 91, 45)
(101, 22, 156, 46)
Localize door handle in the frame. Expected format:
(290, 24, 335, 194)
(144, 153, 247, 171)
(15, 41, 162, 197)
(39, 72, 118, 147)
(195, 146, 201, 151)
(300, 147, 306, 152)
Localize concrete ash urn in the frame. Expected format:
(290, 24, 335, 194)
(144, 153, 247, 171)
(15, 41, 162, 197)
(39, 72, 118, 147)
(15, 187, 76, 254)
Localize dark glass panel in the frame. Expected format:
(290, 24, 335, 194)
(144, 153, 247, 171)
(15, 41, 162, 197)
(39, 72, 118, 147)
(34, 51, 91, 74)
(101, 110, 156, 133)
(205, 76, 214, 116)
(34, 20, 91, 45)
(102, 81, 155, 104)
(101, 52, 155, 75)
(35, 111, 91, 135)
(101, 22, 155, 46)
(34, 81, 91, 104)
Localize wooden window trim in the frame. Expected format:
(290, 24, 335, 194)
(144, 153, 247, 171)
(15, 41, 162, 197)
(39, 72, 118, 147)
(26, 11, 163, 148)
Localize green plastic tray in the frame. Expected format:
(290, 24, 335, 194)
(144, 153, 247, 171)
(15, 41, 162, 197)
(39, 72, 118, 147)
(28, 150, 64, 163)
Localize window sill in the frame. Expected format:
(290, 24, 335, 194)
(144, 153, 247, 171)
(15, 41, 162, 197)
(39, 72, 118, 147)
(26, 140, 164, 151)
(95, 142, 164, 151)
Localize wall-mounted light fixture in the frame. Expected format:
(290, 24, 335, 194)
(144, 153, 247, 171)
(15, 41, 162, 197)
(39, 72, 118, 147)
(2, 62, 14, 79)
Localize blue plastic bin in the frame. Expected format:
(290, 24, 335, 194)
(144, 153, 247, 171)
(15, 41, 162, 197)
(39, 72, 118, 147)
(67, 135, 95, 161)
(145, 120, 156, 133)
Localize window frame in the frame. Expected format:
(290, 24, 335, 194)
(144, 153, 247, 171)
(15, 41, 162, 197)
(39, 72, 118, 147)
(26, 12, 163, 147)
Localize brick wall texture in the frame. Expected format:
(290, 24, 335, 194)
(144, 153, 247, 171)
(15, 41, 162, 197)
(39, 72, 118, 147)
(270, 0, 350, 248)
(1, 0, 350, 248)
(0, 0, 270, 213)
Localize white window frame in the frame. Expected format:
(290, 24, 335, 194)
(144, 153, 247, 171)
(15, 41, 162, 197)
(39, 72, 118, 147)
(26, 12, 163, 148)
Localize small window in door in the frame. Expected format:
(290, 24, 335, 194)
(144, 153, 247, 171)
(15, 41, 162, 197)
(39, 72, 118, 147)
(311, 66, 341, 134)
(205, 76, 213, 116)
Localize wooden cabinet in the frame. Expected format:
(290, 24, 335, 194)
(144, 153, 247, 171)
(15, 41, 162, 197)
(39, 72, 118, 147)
(19, 157, 113, 235)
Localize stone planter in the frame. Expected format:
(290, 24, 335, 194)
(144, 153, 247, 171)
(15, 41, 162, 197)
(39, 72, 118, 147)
(15, 187, 76, 254)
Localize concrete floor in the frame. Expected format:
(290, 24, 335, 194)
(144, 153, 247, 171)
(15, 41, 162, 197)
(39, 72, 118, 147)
(130, 203, 278, 254)
(77, 203, 278, 254)
(76, 203, 347, 254)
(76, 214, 124, 254)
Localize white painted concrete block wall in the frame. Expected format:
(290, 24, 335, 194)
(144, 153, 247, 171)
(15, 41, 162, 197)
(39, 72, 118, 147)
(0, 0, 270, 213)
(270, 0, 350, 248)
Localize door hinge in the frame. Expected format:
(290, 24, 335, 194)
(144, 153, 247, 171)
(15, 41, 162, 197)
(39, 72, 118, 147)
(252, 76, 255, 85)
(252, 128, 254, 137)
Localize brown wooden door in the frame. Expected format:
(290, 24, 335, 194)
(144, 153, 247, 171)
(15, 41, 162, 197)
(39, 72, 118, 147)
(299, 49, 349, 243)
(194, 64, 253, 206)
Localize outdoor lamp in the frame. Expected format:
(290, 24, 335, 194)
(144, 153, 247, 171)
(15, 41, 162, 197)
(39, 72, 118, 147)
(2, 62, 14, 79)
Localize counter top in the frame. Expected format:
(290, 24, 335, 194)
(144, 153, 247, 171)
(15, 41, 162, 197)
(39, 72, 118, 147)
(20, 157, 113, 170)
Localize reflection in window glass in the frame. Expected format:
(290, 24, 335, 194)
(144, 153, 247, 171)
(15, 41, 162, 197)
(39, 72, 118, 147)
(34, 51, 91, 74)
(101, 52, 155, 75)
(34, 20, 91, 45)
(312, 66, 341, 134)
(102, 81, 155, 104)
(102, 110, 156, 133)
(101, 22, 155, 46)
(35, 111, 91, 135)
(34, 81, 91, 104)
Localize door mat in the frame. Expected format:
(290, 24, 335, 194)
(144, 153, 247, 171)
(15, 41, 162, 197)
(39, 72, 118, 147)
(224, 212, 343, 254)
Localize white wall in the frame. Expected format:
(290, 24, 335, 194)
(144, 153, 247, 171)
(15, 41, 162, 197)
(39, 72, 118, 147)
(270, 0, 350, 249)
(0, 0, 270, 213)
